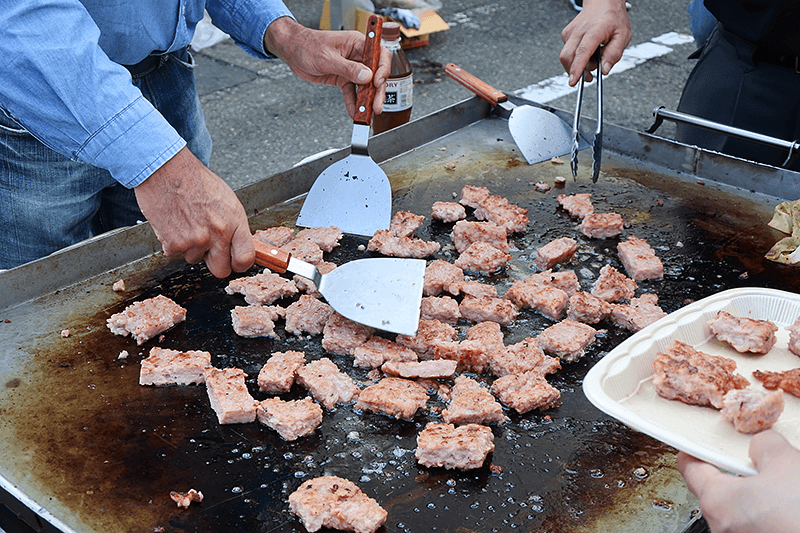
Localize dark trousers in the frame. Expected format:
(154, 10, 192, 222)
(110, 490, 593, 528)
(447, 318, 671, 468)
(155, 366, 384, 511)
(676, 25, 800, 171)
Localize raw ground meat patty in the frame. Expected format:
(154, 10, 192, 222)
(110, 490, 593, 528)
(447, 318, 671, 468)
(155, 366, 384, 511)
(652, 340, 750, 409)
(107, 294, 187, 345)
(288, 476, 388, 533)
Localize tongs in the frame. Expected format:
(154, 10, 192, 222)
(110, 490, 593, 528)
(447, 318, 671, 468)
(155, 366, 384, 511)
(571, 47, 603, 183)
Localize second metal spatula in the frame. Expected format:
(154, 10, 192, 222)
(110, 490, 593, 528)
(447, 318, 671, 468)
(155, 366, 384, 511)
(296, 15, 391, 237)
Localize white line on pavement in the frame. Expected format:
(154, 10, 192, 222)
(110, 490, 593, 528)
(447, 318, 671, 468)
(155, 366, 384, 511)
(512, 32, 695, 103)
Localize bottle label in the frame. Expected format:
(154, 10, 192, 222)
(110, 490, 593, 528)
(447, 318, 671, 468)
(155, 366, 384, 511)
(383, 74, 413, 112)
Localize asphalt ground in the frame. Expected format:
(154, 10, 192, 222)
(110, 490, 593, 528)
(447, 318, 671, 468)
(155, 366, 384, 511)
(195, 0, 699, 190)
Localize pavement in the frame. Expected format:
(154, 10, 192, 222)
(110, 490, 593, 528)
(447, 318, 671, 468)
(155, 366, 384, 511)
(194, 0, 699, 190)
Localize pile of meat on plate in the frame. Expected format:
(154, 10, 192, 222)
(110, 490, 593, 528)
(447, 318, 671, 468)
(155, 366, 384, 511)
(654, 310, 800, 434)
(106, 184, 675, 533)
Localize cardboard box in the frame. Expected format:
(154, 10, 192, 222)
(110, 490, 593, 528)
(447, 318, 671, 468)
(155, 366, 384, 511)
(319, 1, 449, 49)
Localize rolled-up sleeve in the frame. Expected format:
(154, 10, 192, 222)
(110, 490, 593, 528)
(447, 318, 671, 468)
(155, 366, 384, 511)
(0, 1, 184, 188)
(205, 0, 294, 59)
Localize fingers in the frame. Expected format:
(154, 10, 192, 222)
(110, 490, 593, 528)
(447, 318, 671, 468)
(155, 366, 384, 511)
(230, 223, 256, 273)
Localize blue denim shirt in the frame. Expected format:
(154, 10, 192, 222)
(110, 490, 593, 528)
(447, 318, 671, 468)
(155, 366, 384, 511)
(0, 0, 293, 187)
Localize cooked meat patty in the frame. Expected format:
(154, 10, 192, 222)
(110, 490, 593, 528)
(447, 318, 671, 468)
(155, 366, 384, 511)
(257, 350, 306, 393)
(441, 376, 508, 426)
(707, 311, 778, 354)
(591, 265, 637, 303)
(295, 226, 343, 253)
(431, 201, 467, 223)
(225, 271, 298, 306)
(454, 242, 512, 274)
(490, 371, 561, 413)
(579, 212, 624, 239)
(381, 359, 458, 379)
(451, 220, 509, 253)
(556, 192, 594, 219)
(423, 259, 465, 297)
(355, 377, 429, 419)
(458, 296, 519, 325)
(139, 347, 211, 386)
(204, 367, 258, 424)
(288, 476, 388, 533)
(284, 295, 334, 336)
(534, 237, 578, 270)
(720, 388, 784, 434)
(107, 294, 187, 345)
(752, 368, 800, 397)
(257, 396, 323, 441)
(567, 291, 612, 324)
(617, 235, 664, 281)
(652, 340, 750, 409)
(352, 336, 418, 369)
(537, 320, 597, 363)
(296, 358, 359, 410)
(609, 294, 667, 332)
(415, 422, 495, 470)
(321, 313, 373, 356)
(230, 305, 285, 338)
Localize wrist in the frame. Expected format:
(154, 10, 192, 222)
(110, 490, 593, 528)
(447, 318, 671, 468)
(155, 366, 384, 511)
(264, 16, 304, 60)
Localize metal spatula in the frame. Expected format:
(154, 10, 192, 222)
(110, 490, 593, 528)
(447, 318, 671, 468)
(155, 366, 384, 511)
(296, 15, 392, 237)
(253, 238, 424, 336)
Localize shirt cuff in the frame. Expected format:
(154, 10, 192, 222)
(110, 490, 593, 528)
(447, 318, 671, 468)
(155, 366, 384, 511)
(75, 95, 186, 188)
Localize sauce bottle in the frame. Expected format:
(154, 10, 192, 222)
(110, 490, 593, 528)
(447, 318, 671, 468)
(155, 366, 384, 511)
(372, 22, 413, 134)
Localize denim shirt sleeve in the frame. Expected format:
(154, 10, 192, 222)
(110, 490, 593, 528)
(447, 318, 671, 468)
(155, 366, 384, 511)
(205, 0, 295, 59)
(0, 1, 185, 188)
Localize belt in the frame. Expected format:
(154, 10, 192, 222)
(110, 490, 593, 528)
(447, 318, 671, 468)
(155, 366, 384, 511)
(123, 47, 189, 78)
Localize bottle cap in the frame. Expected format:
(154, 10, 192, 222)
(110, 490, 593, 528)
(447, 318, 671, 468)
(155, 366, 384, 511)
(382, 22, 401, 41)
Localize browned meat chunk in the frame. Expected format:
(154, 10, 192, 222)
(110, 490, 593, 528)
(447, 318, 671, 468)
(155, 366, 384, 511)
(382, 359, 458, 379)
(367, 230, 441, 258)
(396, 319, 458, 358)
(534, 237, 578, 270)
(652, 340, 750, 409)
(296, 358, 359, 409)
(491, 371, 561, 413)
(257, 397, 323, 441)
(441, 376, 508, 426)
(420, 295, 461, 324)
(617, 236, 664, 281)
(107, 294, 187, 345)
(488, 337, 561, 377)
(295, 226, 343, 252)
(567, 291, 612, 324)
(537, 320, 597, 363)
(556, 193, 594, 219)
(415, 422, 495, 470)
(288, 476, 388, 533)
(454, 242, 512, 274)
(293, 261, 337, 297)
(580, 212, 624, 239)
(788, 316, 800, 357)
(451, 220, 509, 253)
(139, 347, 211, 386)
(752, 368, 800, 397)
(352, 336, 418, 369)
(257, 350, 306, 393)
(720, 389, 784, 434)
(203, 367, 258, 424)
(282, 237, 324, 264)
(446, 279, 498, 299)
(459, 296, 518, 325)
(423, 259, 465, 296)
(473, 194, 529, 234)
(389, 210, 426, 238)
(284, 295, 335, 336)
(707, 311, 778, 354)
(355, 377, 429, 419)
(254, 226, 294, 247)
(460, 184, 491, 208)
(170, 488, 203, 508)
(433, 321, 504, 374)
(230, 305, 285, 338)
(225, 272, 298, 305)
(505, 278, 569, 320)
(591, 265, 637, 303)
(609, 293, 667, 331)
(431, 201, 466, 223)
(321, 313, 373, 355)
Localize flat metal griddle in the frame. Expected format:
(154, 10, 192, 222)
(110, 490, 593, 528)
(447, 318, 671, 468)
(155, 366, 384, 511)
(3, 97, 800, 533)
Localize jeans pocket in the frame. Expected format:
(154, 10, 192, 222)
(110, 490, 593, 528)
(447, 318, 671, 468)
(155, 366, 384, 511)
(171, 48, 196, 72)
(0, 108, 30, 136)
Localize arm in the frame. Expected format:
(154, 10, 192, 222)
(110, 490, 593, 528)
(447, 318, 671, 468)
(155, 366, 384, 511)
(263, 16, 391, 119)
(677, 430, 800, 533)
(559, 0, 631, 86)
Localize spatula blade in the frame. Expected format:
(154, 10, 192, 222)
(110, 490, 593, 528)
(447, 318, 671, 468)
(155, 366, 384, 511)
(296, 154, 392, 237)
(509, 106, 587, 165)
(318, 257, 425, 336)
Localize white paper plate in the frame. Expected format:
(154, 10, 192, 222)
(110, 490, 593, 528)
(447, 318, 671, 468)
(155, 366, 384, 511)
(583, 287, 800, 476)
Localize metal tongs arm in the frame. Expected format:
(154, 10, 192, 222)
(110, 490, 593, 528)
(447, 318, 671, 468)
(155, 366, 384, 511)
(571, 48, 604, 182)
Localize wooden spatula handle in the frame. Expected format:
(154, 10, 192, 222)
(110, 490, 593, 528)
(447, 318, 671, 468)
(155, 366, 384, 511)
(354, 15, 383, 126)
(444, 63, 508, 106)
(253, 238, 290, 274)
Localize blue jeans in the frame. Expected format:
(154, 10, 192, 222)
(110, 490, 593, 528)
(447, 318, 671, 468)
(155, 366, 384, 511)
(0, 48, 212, 269)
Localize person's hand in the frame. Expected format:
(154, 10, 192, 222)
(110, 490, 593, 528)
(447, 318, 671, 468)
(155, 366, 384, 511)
(134, 147, 254, 278)
(677, 430, 800, 533)
(264, 16, 391, 118)
(559, 0, 631, 86)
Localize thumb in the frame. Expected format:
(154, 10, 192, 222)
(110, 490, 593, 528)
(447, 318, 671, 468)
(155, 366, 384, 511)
(749, 429, 792, 472)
